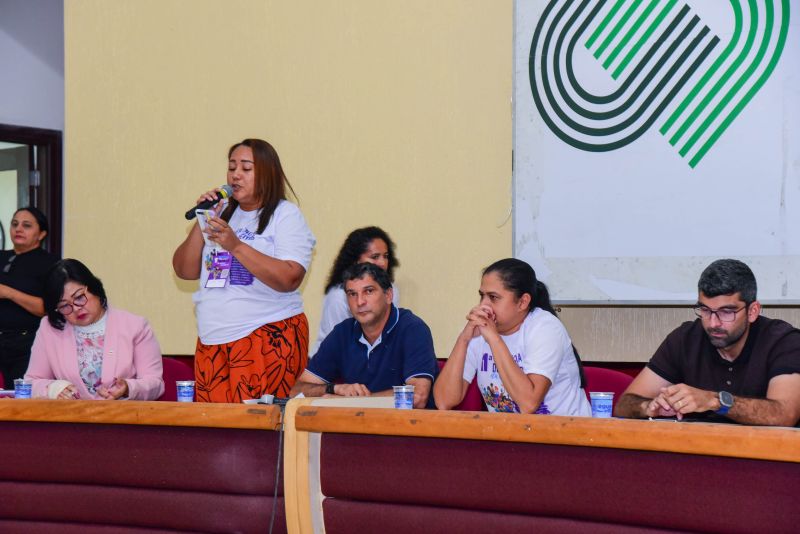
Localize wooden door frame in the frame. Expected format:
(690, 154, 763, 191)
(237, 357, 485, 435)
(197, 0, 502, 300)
(0, 123, 63, 257)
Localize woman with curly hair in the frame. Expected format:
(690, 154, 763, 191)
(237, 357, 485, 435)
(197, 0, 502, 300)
(310, 226, 399, 356)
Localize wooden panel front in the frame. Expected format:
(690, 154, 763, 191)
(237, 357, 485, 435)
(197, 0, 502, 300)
(292, 406, 800, 463)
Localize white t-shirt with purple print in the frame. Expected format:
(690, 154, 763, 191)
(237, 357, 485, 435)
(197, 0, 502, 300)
(194, 200, 316, 345)
(463, 307, 591, 416)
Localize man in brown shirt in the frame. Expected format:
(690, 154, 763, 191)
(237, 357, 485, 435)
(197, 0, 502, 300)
(615, 259, 800, 426)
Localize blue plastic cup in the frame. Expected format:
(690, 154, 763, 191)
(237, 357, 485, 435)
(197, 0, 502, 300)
(176, 380, 195, 402)
(590, 392, 614, 418)
(393, 385, 414, 410)
(14, 378, 32, 399)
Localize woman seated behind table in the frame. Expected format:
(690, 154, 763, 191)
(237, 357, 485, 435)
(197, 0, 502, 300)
(434, 258, 591, 415)
(24, 259, 164, 400)
(310, 226, 400, 356)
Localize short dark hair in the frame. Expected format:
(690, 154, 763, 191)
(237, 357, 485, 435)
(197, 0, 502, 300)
(342, 262, 392, 291)
(325, 226, 398, 293)
(698, 259, 757, 304)
(44, 259, 108, 330)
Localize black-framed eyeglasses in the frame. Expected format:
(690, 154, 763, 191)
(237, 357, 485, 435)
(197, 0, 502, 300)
(56, 293, 88, 315)
(693, 304, 747, 323)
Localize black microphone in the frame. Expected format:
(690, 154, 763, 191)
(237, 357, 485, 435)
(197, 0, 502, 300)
(184, 185, 234, 220)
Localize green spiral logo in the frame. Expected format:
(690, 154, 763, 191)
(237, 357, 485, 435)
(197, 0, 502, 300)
(529, 0, 790, 167)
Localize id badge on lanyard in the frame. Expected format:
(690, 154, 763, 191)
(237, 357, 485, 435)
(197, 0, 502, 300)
(197, 207, 233, 288)
(205, 249, 233, 288)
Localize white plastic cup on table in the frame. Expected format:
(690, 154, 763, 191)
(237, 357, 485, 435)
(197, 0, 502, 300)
(589, 391, 614, 418)
(393, 385, 414, 410)
(176, 380, 195, 402)
(14, 378, 32, 399)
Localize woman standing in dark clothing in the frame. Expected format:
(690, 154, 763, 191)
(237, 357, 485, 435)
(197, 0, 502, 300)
(0, 207, 59, 389)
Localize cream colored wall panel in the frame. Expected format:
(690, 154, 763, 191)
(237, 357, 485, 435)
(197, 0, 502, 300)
(65, 0, 513, 358)
(67, 1, 793, 363)
(560, 306, 800, 363)
(559, 307, 695, 363)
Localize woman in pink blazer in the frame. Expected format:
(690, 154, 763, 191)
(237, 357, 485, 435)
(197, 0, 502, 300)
(25, 259, 164, 400)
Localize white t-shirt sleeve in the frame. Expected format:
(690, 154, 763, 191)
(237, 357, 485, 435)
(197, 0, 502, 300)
(310, 287, 352, 356)
(271, 202, 316, 270)
(461, 339, 480, 384)
(520, 311, 570, 383)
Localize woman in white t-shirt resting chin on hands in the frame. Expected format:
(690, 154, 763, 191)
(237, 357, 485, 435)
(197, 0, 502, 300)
(435, 258, 591, 416)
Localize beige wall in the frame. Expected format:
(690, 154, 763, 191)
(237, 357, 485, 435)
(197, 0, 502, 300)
(64, 0, 800, 363)
(64, 0, 513, 359)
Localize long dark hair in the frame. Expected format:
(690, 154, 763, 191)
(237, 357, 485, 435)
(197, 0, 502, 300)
(13, 206, 49, 248)
(483, 258, 586, 388)
(44, 259, 108, 330)
(220, 138, 297, 234)
(483, 258, 557, 316)
(324, 226, 399, 293)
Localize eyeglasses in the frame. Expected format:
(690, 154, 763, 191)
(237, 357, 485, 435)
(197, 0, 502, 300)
(693, 305, 747, 323)
(56, 293, 88, 315)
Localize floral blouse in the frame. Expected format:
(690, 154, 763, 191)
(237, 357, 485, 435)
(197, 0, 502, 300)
(74, 313, 107, 396)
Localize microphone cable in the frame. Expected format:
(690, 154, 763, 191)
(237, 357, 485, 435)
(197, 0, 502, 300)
(268, 399, 288, 534)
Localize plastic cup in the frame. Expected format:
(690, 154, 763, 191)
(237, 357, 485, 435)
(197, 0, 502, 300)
(14, 379, 32, 399)
(393, 385, 414, 410)
(176, 380, 195, 403)
(590, 392, 614, 418)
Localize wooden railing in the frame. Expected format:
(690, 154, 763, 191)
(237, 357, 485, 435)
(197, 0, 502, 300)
(283, 399, 800, 533)
(0, 399, 281, 430)
(290, 404, 800, 462)
(2, 398, 798, 533)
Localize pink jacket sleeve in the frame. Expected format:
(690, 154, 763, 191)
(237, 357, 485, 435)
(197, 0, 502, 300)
(25, 318, 61, 398)
(124, 317, 165, 400)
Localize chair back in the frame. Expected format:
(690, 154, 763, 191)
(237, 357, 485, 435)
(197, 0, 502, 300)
(436, 360, 487, 411)
(583, 366, 634, 411)
(158, 357, 195, 401)
(0, 370, 12, 397)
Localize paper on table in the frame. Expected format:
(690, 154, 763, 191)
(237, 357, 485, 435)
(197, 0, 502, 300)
(195, 209, 218, 248)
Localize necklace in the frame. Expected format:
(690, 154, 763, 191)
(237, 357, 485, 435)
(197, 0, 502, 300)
(2, 254, 16, 273)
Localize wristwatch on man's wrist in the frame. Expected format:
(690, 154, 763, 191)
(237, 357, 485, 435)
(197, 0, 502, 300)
(325, 382, 336, 395)
(716, 391, 734, 415)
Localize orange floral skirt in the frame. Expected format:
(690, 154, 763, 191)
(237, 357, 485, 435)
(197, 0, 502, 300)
(194, 313, 309, 403)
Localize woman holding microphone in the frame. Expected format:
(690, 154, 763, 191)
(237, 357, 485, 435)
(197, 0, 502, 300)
(173, 139, 315, 402)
